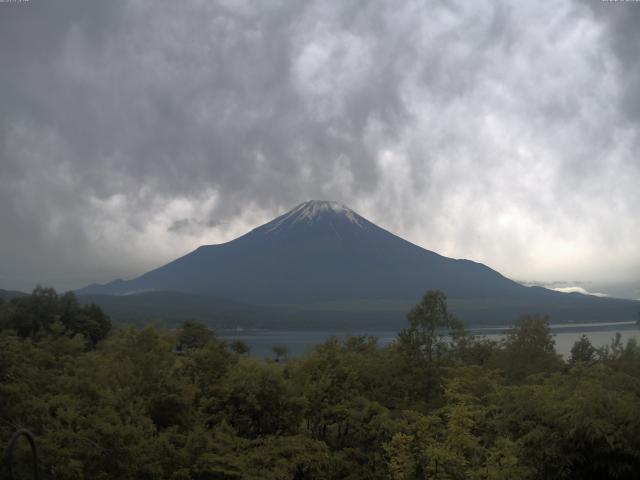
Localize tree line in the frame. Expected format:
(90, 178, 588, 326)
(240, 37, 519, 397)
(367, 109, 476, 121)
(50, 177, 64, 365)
(1, 288, 640, 479)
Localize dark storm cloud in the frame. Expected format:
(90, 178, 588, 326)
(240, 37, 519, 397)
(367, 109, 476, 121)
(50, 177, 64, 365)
(580, 0, 640, 122)
(0, 0, 639, 292)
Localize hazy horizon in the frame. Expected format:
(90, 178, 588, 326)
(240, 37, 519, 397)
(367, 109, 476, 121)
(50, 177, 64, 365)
(1, 198, 639, 301)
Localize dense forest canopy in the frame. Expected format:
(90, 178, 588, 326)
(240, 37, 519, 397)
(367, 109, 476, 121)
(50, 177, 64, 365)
(2, 288, 640, 479)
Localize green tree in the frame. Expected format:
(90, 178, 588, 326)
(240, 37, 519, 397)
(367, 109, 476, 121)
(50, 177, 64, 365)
(0, 287, 110, 346)
(398, 290, 463, 363)
(207, 359, 303, 438)
(59, 292, 111, 346)
(1, 285, 59, 337)
(294, 337, 361, 441)
(569, 334, 596, 365)
(384, 433, 419, 480)
(492, 365, 640, 479)
(177, 319, 214, 350)
(496, 314, 563, 383)
(272, 344, 289, 362)
(230, 339, 250, 355)
(181, 336, 236, 400)
(395, 291, 463, 403)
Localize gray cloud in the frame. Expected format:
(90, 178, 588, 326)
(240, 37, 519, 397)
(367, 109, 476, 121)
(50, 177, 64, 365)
(580, 0, 640, 122)
(0, 0, 638, 294)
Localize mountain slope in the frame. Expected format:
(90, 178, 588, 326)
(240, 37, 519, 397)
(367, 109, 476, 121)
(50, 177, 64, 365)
(77, 200, 639, 325)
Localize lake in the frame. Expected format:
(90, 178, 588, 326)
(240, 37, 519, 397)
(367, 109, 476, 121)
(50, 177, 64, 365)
(221, 321, 640, 359)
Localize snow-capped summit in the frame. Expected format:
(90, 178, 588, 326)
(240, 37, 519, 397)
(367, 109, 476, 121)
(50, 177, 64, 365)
(262, 200, 366, 233)
(293, 200, 354, 220)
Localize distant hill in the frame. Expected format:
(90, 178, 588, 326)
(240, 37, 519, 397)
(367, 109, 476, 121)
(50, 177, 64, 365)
(76, 291, 287, 329)
(77, 200, 640, 328)
(0, 288, 28, 301)
(75, 291, 409, 329)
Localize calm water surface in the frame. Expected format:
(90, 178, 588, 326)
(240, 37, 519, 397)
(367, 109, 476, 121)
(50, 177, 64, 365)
(221, 322, 640, 359)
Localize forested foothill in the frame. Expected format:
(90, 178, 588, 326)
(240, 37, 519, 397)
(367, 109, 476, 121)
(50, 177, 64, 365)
(2, 288, 640, 479)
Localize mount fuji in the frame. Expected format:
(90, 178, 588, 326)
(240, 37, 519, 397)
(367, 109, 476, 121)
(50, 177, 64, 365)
(77, 201, 639, 327)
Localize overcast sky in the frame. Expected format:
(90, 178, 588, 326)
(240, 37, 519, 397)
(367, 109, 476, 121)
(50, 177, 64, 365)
(1, 0, 639, 298)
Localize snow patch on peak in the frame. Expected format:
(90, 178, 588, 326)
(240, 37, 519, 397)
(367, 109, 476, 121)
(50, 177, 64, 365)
(297, 200, 354, 219)
(264, 200, 365, 233)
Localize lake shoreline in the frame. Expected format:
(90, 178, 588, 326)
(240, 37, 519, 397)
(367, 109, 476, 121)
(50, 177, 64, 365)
(220, 321, 640, 359)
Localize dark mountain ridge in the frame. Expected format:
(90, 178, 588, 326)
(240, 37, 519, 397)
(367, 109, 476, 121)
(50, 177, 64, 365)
(0, 288, 28, 301)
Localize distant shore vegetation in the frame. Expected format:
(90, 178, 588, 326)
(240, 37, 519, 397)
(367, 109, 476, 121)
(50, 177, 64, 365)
(2, 288, 640, 479)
